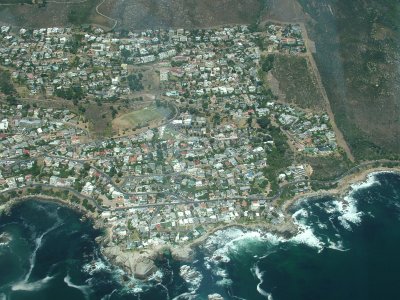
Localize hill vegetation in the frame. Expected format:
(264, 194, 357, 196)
(298, 0, 400, 160)
(271, 55, 324, 110)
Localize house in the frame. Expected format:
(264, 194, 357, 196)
(0, 119, 8, 131)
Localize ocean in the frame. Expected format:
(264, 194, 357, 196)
(0, 171, 399, 300)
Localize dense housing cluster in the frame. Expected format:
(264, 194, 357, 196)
(0, 23, 339, 249)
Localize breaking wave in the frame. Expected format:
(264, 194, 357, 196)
(82, 258, 112, 276)
(199, 172, 392, 299)
(290, 208, 324, 251)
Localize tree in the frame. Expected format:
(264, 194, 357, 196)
(127, 74, 144, 91)
(257, 117, 270, 129)
(83, 162, 91, 171)
(0, 69, 16, 96)
(55, 85, 85, 101)
(261, 55, 275, 73)
(248, 22, 258, 33)
(247, 114, 253, 127)
(6, 95, 18, 106)
(121, 48, 132, 62)
(212, 113, 221, 125)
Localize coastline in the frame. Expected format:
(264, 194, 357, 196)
(282, 166, 400, 212)
(182, 166, 400, 253)
(0, 194, 100, 226)
(1, 166, 400, 281)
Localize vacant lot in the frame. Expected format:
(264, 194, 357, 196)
(113, 105, 172, 131)
(84, 103, 114, 137)
(271, 55, 325, 110)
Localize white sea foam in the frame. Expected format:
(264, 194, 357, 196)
(336, 196, 363, 230)
(0, 232, 12, 248)
(327, 238, 349, 252)
(148, 270, 163, 282)
(214, 269, 228, 278)
(333, 173, 380, 230)
(291, 209, 324, 251)
(290, 223, 324, 252)
(24, 221, 61, 282)
(0, 293, 6, 300)
(131, 287, 143, 293)
(63, 274, 92, 300)
(350, 173, 380, 192)
(11, 221, 61, 292)
(82, 259, 111, 275)
(263, 232, 286, 245)
(11, 276, 54, 291)
(205, 227, 284, 256)
(254, 265, 273, 299)
(216, 278, 233, 286)
(204, 261, 211, 270)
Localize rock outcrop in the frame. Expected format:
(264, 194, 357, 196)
(101, 245, 157, 280)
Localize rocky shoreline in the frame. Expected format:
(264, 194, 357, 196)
(95, 167, 400, 281)
(1, 167, 400, 282)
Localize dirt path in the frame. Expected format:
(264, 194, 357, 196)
(261, 19, 355, 162)
(298, 22, 355, 162)
(96, 0, 118, 30)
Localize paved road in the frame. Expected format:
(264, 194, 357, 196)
(2, 151, 399, 213)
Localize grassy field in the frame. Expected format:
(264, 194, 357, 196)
(113, 105, 172, 131)
(271, 55, 325, 110)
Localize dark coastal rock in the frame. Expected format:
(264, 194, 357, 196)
(0, 232, 12, 245)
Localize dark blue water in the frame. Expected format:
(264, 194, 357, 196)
(0, 172, 399, 300)
(225, 172, 400, 300)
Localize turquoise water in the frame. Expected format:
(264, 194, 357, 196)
(0, 172, 399, 299)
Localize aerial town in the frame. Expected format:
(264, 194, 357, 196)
(0, 23, 339, 260)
